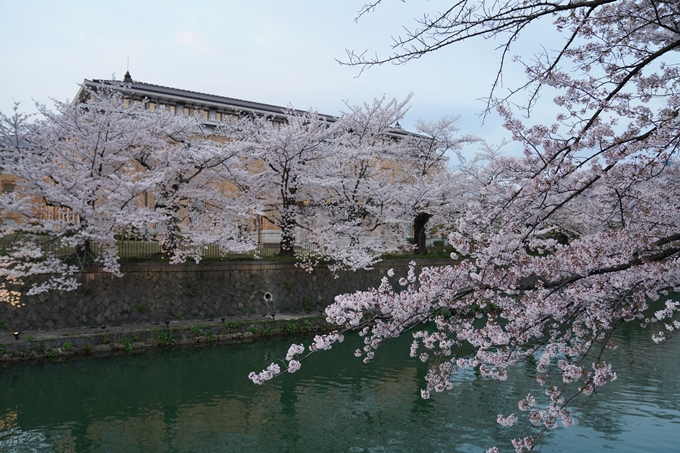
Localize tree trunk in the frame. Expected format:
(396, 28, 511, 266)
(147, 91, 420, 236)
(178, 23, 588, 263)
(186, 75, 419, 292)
(413, 212, 432, 256)
(160, 230, 180, 258)
(278, 207, 296, 257)
(279, 223, 296, 257)
(75, 240, 93, 261)
(160, 213, 181, 259)
(75, 219, 93, 261)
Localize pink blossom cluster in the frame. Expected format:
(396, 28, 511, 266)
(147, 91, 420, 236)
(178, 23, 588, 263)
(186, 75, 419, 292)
(248, 333, 347, 381)
(248, 363, 281, 385)
(518, 394, 537, 412)
(286, 360, 301, 373)
(497, 413, 518, 427)
(286, 343, 305, 361)
(0, 240, 79, 306)
(510, 436, 535, 453)
(308, 332, 344, 352)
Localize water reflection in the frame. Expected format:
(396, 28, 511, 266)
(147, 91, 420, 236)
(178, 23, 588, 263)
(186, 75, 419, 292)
(0, 323, 678, 452)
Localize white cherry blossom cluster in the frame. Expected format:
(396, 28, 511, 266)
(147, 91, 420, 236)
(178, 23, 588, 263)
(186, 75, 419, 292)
(0, 239, 79, 306)
(285, 343, 305, 361)
(248, 332, 347, 382)
(497, 413, 518, 427)
(308, 332, 344, 352)
(248, 363, 281, 385)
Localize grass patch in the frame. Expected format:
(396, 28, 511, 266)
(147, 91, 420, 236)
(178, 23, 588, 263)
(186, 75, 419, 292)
(122, 338, 133, 353)
(156, 330, 175, 346)
(283, 322, 297, 333)
(190, 326, 203, 337)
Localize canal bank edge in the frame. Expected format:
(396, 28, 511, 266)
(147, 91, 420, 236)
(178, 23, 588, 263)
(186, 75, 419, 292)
(0, 314, 332, 363)
(0, 258, 453, 362)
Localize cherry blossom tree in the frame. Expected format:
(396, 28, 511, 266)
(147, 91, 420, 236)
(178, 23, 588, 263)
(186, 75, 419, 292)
(0, 92, 159, 274)
(217, 97, 473, 271)
(0, 91, 157, 303)
(130, 108, 254, 263)
(394, 116, 479, 254)
(252, 1, 680, 451)
(297, 96, 414, 270)
(217, 108, 343, 257)
(0, 89, 255, 301)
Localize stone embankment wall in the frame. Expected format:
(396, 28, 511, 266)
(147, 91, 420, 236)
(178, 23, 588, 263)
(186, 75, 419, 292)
(0, 258, 452, 332)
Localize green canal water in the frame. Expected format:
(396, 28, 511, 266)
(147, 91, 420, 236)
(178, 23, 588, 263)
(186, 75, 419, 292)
(0, 322, 678, 452)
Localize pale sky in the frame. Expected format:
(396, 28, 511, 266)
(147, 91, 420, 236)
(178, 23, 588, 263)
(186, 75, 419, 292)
(0, 0, 562, 157)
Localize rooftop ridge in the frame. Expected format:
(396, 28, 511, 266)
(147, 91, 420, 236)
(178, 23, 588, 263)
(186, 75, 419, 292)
(81, 78, 411, 136)
(88, 79, 332, 118)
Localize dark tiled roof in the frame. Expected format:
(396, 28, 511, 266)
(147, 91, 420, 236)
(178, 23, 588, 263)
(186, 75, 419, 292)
(86, 79, 334, 119)
(81, 77, 411, 137)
